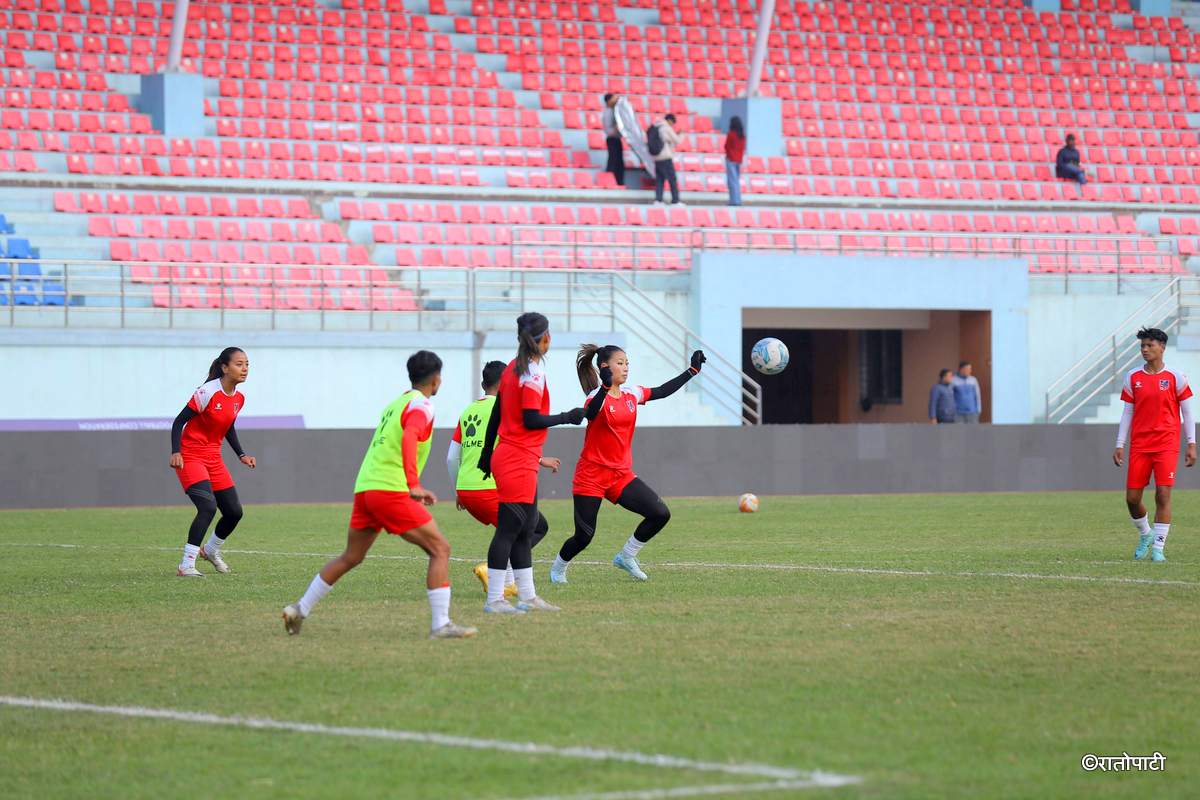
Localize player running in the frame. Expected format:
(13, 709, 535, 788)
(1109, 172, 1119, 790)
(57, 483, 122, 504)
(445, 360, 561, 600)
(283, 351, 476, 640)
(1113, 328, 1196, 562)
(477, 312, 585, 614)
(169, 347, 256, 577)
(550, 345, 705, 584)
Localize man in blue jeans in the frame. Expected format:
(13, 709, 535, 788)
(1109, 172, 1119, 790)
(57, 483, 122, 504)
(929, 369, 957, 424)
(953, 361, 982, 423)
(1055, 134, 1087, 184)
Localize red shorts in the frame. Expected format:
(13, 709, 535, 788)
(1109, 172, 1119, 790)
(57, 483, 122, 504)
(1127, 451, 1179, 490)
(492, 442, 540, 504)
(177, 449, 233, 492)
(573, 458, 637, 503)
(457, 489, 499, 527)
(350, 490, 433, 535)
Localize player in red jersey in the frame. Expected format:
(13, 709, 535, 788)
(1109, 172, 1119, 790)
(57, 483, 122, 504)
(477, 312, 585, 614)
(445, 360, 561, 600)
(169, 347, 256, 577)
(549, 345, 705, 584)
(1113, 328, 1196, 562)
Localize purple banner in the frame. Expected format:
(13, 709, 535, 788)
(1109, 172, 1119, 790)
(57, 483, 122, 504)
(0, 416, 305, 432)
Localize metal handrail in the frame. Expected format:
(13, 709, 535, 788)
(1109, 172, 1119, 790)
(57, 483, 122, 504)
(1045, 278, 1180, 420)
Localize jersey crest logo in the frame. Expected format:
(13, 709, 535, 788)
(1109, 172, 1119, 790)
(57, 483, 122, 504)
(1135, 381, 1143, 388)
(626, 398, 635, 413)
(234, 403, 240, 412)
(1160, 379, 1170, 390)
(215, 403, 222, 410)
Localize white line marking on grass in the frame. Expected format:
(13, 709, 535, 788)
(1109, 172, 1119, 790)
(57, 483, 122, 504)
(0, 696, 857, 792)
(509, 777, 858, 800)
(3, 542, 1197, 588)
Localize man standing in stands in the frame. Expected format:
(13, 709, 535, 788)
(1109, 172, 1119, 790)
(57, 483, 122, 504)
(1055, 133, 1087, 184)
(929, 369, 957, 425)
(953, 361, 982, 423)
(601, 93, 624, 187)
(651, 114, 683, 206)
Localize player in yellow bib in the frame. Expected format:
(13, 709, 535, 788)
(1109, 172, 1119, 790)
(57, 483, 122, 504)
(446, 361, 560, 599)
(283, 351, 477, 640)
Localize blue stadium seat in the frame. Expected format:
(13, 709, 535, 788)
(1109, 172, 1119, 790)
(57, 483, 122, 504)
(6, 238, 33, 259)
(17, 262, 41, 278)
(0, 285, 8, 305)
(42, 281, 65, 306)
(12, 281, 38, 305)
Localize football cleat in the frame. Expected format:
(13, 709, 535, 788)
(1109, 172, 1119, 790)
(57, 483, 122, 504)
(282, 603, 304, 635)
(522, 596, 561, 612)
(474, 562, 518, 598)
(1134, 533, 1153, 560)
(199, 547, 230, 573)
(612, 552, 648, 581)
(429, 621, 478, 639)
(483, 599, 526, 615)
(176, 565, 203, 578)
(1151, 548, 1167, 563)
(549, 561, 569, 584)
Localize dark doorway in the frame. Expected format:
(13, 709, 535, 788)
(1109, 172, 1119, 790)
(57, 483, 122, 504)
(743, 328, 850, 424)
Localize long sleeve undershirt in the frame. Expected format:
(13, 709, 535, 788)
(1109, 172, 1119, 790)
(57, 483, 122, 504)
(446, 440, 461, 487)
(170, 406, 245, 457)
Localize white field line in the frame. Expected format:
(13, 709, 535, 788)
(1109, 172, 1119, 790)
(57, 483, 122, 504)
(508, 778, 857, 800)
(0, 696, 859, 793)
(2, 542, 1197, 588)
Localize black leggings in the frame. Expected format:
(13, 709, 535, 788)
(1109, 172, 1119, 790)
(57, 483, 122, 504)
(558, 478, 670, 562)
(185, 481, 243, 547)
(487, 500, 550, 571)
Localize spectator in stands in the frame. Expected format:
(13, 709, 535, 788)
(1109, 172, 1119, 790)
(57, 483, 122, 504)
(1055, 134, 1087, 185)
(652, 114, 683, 206)
(953, 361, 982, 423)
(602, 93, 624, 186)
(724, 116, 745, 206)
(929, 369, 957, 425)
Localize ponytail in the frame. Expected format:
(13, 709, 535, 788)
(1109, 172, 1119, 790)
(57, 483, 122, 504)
(576, 343, 624, 394)
(514, 312, 549, 377)
(207, 347, 245, 382)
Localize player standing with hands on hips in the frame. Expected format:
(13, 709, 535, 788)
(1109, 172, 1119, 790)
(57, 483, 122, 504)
(551, 346, 705, 583)
(1113, 328, 1196, 562)
(170, 347, 256, 577)
(477, 312, 585, 614)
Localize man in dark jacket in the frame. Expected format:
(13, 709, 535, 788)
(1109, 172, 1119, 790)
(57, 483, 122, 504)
(601, 93, 624, 185)
(1055, 134, 1087, 184)
(929, 369, 957, 424)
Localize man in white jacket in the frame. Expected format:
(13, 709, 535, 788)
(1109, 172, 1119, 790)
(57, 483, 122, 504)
(652, 114, 682, 205)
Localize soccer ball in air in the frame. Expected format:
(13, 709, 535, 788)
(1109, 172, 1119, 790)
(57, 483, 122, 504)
(750, 337, 789, 375)
(738, 493, 759, 513)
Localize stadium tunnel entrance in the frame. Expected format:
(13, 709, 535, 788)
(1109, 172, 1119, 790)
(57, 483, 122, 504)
(743, 309, 991, 424)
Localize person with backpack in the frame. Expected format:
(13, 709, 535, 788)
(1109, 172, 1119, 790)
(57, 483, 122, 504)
(724, 116, 745, 206)
(648, 114, 682, 206)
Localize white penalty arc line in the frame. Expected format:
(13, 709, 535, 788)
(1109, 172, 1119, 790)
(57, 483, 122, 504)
(3, 542, 1197, 588)
(0, 696, 859, 791)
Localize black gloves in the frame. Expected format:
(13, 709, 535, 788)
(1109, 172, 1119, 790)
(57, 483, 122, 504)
(690, 350, 706, 372)
(478, 453, 492, 480)
(565, 407, 585, 425)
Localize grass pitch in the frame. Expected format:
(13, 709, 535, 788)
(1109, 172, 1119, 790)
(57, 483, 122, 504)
(0, 492, 1197, 799)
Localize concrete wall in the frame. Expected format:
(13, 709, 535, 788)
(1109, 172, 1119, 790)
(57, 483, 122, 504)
(692, 253, 1030, 423)
(0, 424, 1148, 509)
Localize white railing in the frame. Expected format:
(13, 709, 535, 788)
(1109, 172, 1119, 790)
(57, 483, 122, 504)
(0, 258, 762, 423)
(1044, 279, 1184, 424)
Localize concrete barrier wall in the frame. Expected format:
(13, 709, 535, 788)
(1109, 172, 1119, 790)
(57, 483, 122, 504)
(0, 424, 1146, 509)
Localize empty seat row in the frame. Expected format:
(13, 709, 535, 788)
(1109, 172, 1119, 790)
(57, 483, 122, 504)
(56, 192, 315, 218)
(148, 284, 418, 312)
(130, 264, 386, 287)
(88, 217, 347, 243)
(109, 240, 370, 266)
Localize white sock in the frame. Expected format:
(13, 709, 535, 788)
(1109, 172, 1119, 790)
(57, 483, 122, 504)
(505, 562, 515, 588)
(486, 568, 507, 604)
(552, 554, 569, 573)
(298, 574, 332, 617)
(204, 534, 226, 555)
(427, 586, 451, 631)
(1153, 522, 1169, 550)
(514, 567, 536, 601)
(1132, 515, 1151, 536)
(620, 535, 645, 560)
(181, 543, 200, 568)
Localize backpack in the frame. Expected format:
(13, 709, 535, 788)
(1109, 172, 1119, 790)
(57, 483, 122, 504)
(646, 123, 663, 156)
